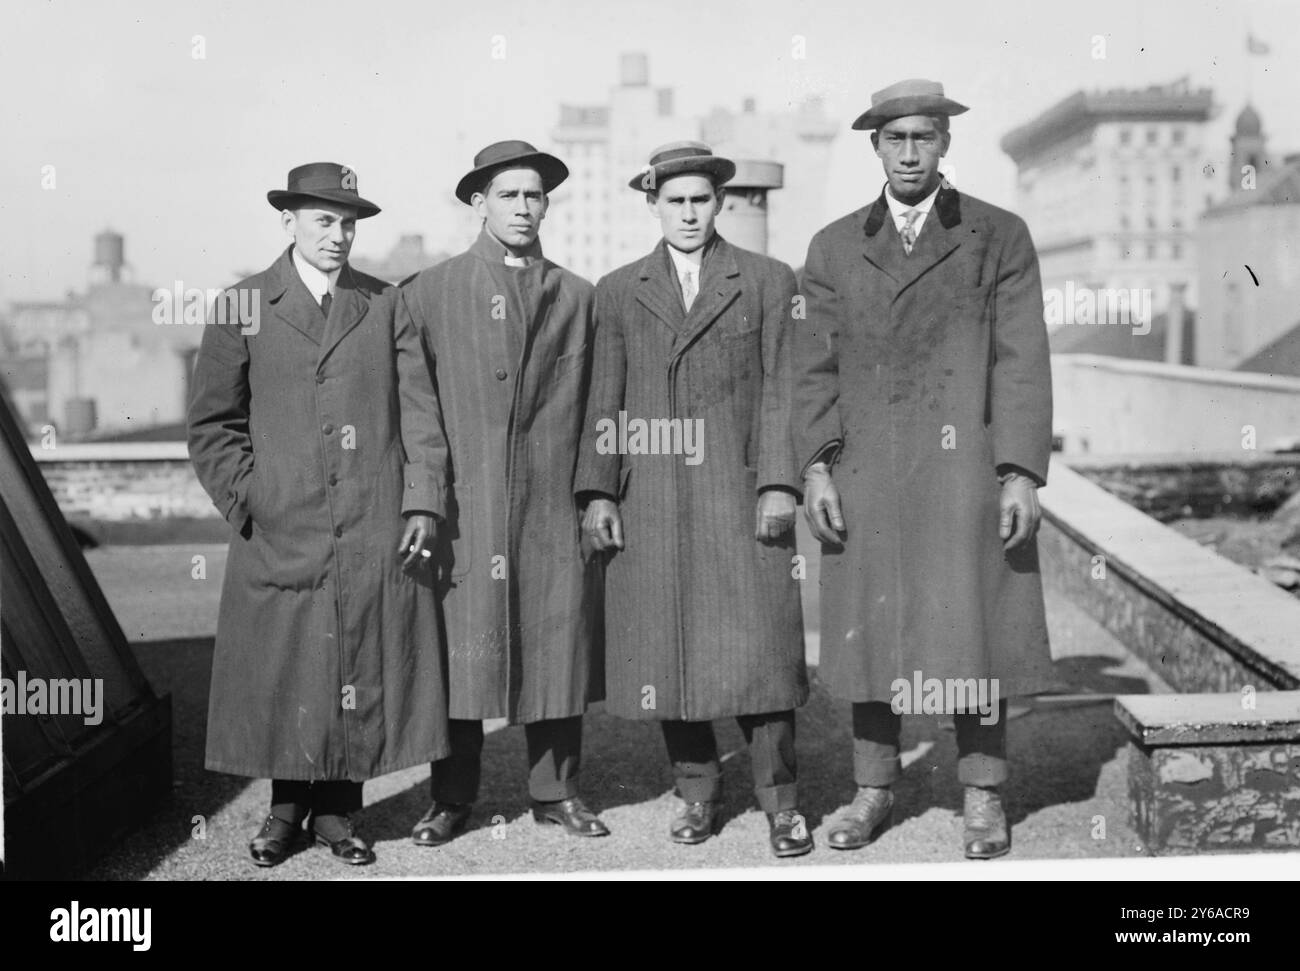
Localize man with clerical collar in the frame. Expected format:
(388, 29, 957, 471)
(188, 162, 449, 868)
(792, 79, 1058, 859)
(577, 141, 813, 858)
(401, 140, 609, 844)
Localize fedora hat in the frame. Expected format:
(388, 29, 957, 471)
(851, 79, 968, 131)
(455, 140, 569, 205)
(266, 162, 381, 218)
(629, 141, 736, 193)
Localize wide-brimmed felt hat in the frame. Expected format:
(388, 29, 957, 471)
(851, 78, 968, 131)
(266, 162, 381, 218)
(629, 141, 736, 193)
(455, 140, 569, 204)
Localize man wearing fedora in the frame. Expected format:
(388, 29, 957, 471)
(188, 163, 450, 867)
(401, 141, 608, 844)
(791, 80, 1056, 859)
(576, 142, 812, 858)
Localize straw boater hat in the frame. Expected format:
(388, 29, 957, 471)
(628, 141, 736, 193)
(455, 140, 569, 205)
(267, 162, 381, 218)
(851, 78, 968, 131)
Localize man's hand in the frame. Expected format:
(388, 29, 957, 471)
(803, 463, 846, 546)
(755, 489, 796, 542)
(582, 498, 624, 552)
(998, 473, 1041, 551)
(398, 513, 437, 572)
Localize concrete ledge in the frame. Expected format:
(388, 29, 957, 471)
(30, 442, 190, 462)
(1039, 460, 1300, 692)
(1117, 692, 1300, 854)
(1116, 691, 1300, 746)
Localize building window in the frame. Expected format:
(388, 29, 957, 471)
(1146, 243, 1157, 260)
(1171, 165, 1181, 182)
(1172, 243, 1183, 259)
(1119, 127, 1132, 146)
(1171, 127, 1185, 146)
(1120, 214, 1129, 229)
(1146, 216, 1156, 230)
(1146, 127, 1158, 145)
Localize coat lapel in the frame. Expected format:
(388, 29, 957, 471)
(674, 235, 741, 356)
(317, 263, 369, 370)
(268, 247, 325, 345)
(635, 241, 687, 336)
(894, 183, 963, 295)
(861, 183, 964, 298)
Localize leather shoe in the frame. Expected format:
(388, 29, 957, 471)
(828, 786, 893, 850)
(670, 801, 719, 844)
(411, 802, 472, 846)
(308, 814, 376, 866)
(530, 796, 610, 837)
(963, 785, 1010, 860)
(767, 808, 813, 858)
(249, 814, 302, 867)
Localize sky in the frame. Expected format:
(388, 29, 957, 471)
(2, 0, 1298, 302)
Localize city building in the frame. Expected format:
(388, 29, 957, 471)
(1000, 79, 1220, 329)
(350, 233, 450, 284)
(1, 230, 196, 439)
(547, 52, 837, 280)
(1196, 108, 1300, 371)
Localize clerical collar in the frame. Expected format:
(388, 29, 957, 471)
(485, 227, 543, 267)
(291, 246, 340, 302)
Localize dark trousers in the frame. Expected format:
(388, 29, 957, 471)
(853, 700, 1008, 788)
(270, 780, 363, 824)
(429, 716, 582, 804)
(661, 710, 797, 813)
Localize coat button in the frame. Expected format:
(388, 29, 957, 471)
(329, 474, 338, 486)
(495, 368, 508, 381)
(316, 374, 326, 384)
(334, 525, 343, 537)
(322, 423, 334, 435)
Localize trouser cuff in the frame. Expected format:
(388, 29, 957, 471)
(957, 753, 1008, 788)
(529, 776, 581, 803)
(854, 755, 901, 788)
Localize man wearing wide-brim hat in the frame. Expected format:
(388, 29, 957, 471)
(401, 140, 609, 845)
(188, 162, 450, 868)
(791, 79, 1059, 859)
(577, 141, 813, 858)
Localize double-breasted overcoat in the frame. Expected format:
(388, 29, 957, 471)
(575, 235, 809, 722)
(792, 186, 1059, 705)
(401, 230, 602, 724)
(188, 246, 449, 781)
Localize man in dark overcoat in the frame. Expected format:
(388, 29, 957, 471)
(402, 141, 608, 844)
(188, 163, 449, 867)
(792, 80, 1058, 859)
(577, 142, 812, 858)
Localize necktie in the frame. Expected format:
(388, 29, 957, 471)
(680, 268, 697, 311)
(900, 209, 920, 254)
(320, 291, 332, 317)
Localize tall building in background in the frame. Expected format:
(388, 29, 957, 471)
(1196, 104, 1300, 371)
(1000, 79, 1218, 320)
(2, 230, 196, 439)
(548, 52, 837, 280)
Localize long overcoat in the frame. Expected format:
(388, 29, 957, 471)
(187, 246, 449, 781)
(791, 186, 1060, 706)
(575, 235, 809, 722)
(401, 230, 602, 724)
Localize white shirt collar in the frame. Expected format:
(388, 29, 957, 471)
(884, 182, 942, 236)
(291, 246, 341, 302)
(666, 240, 705, 277)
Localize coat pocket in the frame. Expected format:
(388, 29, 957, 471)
(549, 344, 588, 384)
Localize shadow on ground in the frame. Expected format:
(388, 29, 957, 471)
(83, 639, 1148, 879)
